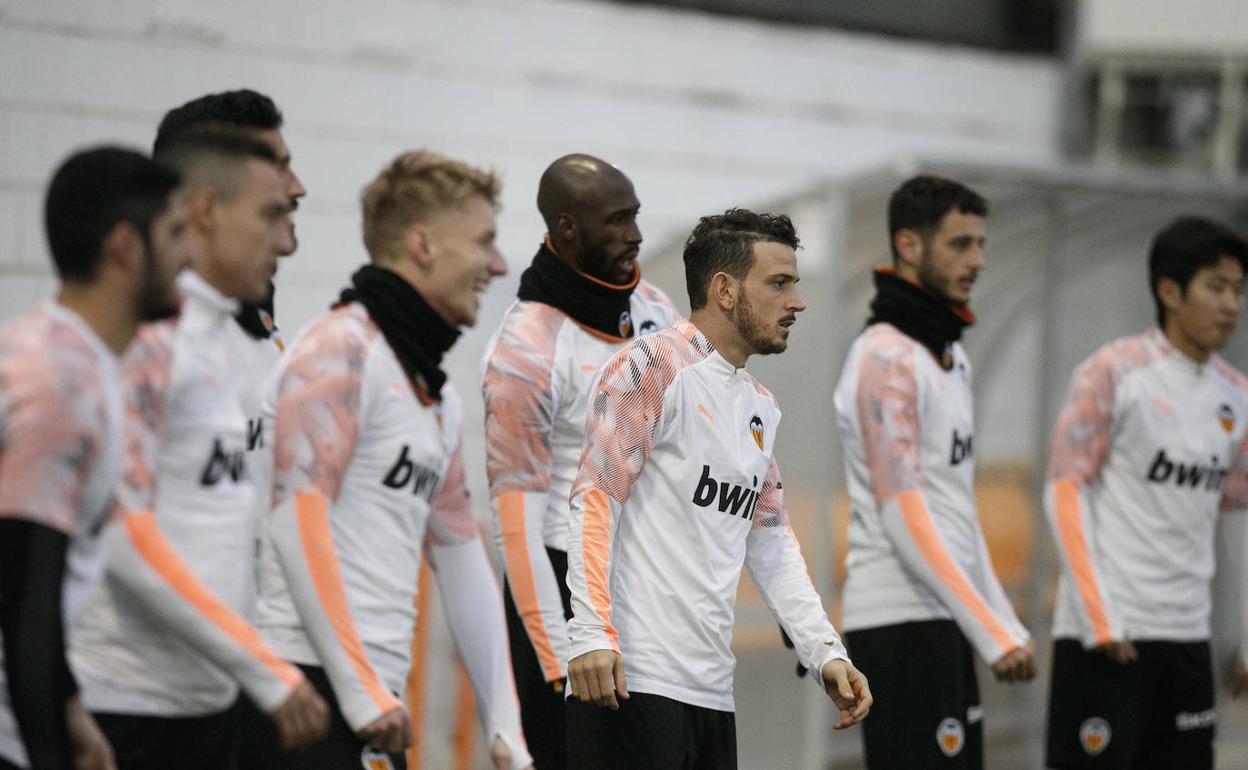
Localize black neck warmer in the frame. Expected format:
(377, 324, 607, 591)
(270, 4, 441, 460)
(867, 269, 974, 370)
(336, 265, 460, 399)
(235, 282, 277, 339)
(516, 240, 639, 339)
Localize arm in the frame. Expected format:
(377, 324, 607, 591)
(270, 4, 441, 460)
(426, 445, 533, 770)
(1044, 352, 1122, 649)
(565, 338, 674, 707)
(104, 328, 303, 713)
(745, 459, 848, 676)
(0, 521, 75, 770)
(265, 325, 403, 732)
(481, 310, 568, 684)
(856, 339, 1028, 666)
(744, 459, 871, 727)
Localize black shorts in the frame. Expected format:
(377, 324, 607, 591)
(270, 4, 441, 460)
(845, 619, 983, 769)
(504, 546, 573, 770)
(236, 664, 407, 770)
(1046, 639, 1215, 770)
(93, 706, 237, 770)
(566, 691, 736, 770)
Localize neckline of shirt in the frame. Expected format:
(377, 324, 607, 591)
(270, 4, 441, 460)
(178, 270, 241, 316)
(1147, 326, 1212, 377)
(47, 300, 118, 366)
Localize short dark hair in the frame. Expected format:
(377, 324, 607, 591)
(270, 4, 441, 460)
(1149, 216, 1248, 326)
(154, 89, 283, 155)
(154, 128, 278, 201)
(44, 146, 180, 283)
(683, 208, 800, 311)
(888, 175, 988, 260)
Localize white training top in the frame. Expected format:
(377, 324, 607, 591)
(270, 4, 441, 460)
(1045, 328, 1248, 646)
(567, 316, 849, 713)
(72, 272, 302, 718)
(256, 301, 530, 767)
(481, 280, 677, 682)
(0, 303, 122, 769)
(834, 322, 1030, 666)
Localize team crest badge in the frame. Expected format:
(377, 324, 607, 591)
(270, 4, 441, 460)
(749, 415, 764, 451)
(360, 747, 395, 770)
(936, 717, 964, 757)
(1218, 403, 1235, 434)
(1079, 717, 1111, 756)
(618, 310, 633, 337)
(639, 319, 658, 335)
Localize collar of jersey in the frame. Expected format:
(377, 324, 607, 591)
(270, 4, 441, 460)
(1147, 326, 1209, 375)
(46, 300, 118, 365)
(178, 270, 241, 317)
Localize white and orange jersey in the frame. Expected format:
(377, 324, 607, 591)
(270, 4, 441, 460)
(71, 271, 302, 718)
(834, 323, 1029, 666)
(1046, 328, 1248, 646)
(0, 303, 122, 768)
(256, 301, 529, 765)
(481, 280, 676, 682)
(567, 317, 848, 713)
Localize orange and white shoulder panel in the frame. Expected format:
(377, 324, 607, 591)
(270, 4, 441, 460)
(1047, 329, 1248, 646)
(567, 317, 847, 712)
(71, 272, 302, 718)
(0, 303, 122, 769)
(834, 323, 1029, 666)
(481, 284, 678, 684)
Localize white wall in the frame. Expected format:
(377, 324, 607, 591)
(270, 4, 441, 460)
(1079, 0, 1248, 57)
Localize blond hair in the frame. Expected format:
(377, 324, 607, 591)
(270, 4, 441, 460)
(361, 150, 500, 263)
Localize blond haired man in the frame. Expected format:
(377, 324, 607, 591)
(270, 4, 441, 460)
(244, 151, 532, 769)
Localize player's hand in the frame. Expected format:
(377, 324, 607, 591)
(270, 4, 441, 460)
(489, 735, 533, 770)
(1230, 656, 1248, 699)
(1092, 638, 1138, 666)
(270, 680, 329, 749)
(821, 659, 872, 729)
(67, 695, 116, 770)
(568, 649, 630, 710)
(991, 641, 1037, 683)
(358, 706, 412, 755)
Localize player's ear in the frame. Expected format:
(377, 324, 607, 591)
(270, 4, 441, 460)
(403, 223, 434, 270)
(709, 271, 737, 311)
(893, 228, 922, 270)
(100, 220, 144, 278)
(1156, 276, 1183, 314)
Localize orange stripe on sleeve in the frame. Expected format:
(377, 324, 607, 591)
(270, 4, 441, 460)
(896, 491, 1018, 654)
(581, 488, 618, 650)
(1053, 479, 1113, 645)
(122, 511, 301, 690)
(498, 492, 563, 680)
(295, 491, 399, 713)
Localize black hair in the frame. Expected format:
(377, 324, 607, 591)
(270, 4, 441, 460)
(1149, 216, 1248, 326)
(887, 175, 988, 260)
(44, 146, 180, 283)
(153, 89, 283, 155)
(683, 208, 800, 311)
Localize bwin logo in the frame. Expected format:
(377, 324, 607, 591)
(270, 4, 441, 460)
(200, 438, 248, 486)
(950, 430, 973, 466)
(1146, 449, 1228, 492)
(692, 465, 760, 520)
(383, 445, 441, 502)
